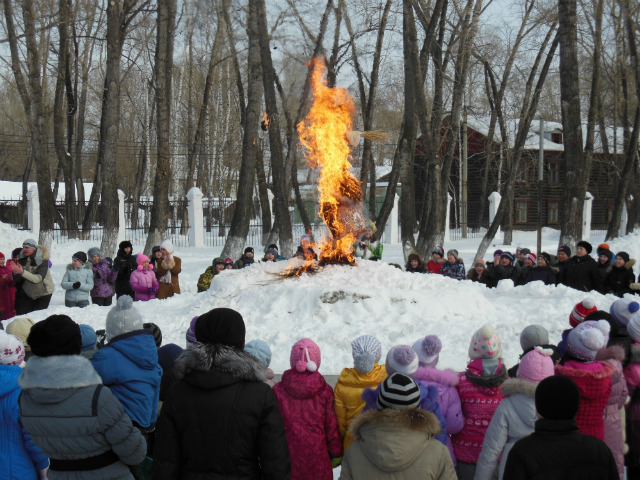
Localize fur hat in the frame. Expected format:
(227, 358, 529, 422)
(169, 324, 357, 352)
(212, 257, 226, 267)
(536, 375, 580, 420)
(79, 324, 97, 352)
(143, 322, 163, 348)
(557, 245, 571, 257)
(525, 252, 537, 264)
(27, 315, 82, 357)
(570, 298, 597, 328)
(118, 240, 133, 251)
(407, 253, 421, 263)
(377, 373, 421, 410)
(412, 335, 442, 368)
(245, 340, 272, 368)
(627, 314, 640, 343)
(87, 247, 102, 259)
(500, 252, 514, 263)
(186, 316, 198, 347)
(517, 347, 554, 383)
(610, 298, 640, 327)
(72, 251, 87, 265)
(432, 246, 445, 257)
(576, 240, 593, 254)
(567, 320, 610, 361)
(520, 325, 550, 351)
(5, 317, 35, 351)
(160, 239, 174, 254)
(385, 345, 419, 375)
(0, 331, 25, 366)
(616, 251, 630, 263)
(22, 238, 38, 250)
(105, 295, 143, 342)
(447, 249, 459, 260)
(351, 335, 382, 374)
(195, 308, 246, 349)
(290, 338, 321, 373)
(469, 324, 502, 360)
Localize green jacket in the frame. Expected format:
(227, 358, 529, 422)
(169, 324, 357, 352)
(197, 266, 218, 293)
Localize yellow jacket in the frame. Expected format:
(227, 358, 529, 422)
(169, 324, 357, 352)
(334, 364, 387, 452)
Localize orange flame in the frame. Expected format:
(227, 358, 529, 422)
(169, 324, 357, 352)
(297, 57, 365, 265)
(261, 112, 270, 131)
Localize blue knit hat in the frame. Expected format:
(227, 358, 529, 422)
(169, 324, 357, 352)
(351, 335, 382, 374)
(245, 340, 272, 368)
(79, 324, 97, 351)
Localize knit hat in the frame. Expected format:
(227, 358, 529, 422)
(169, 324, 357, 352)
(0, 331, 25, 366)
(536, 375, 580, 420)
(597, 243, 610, 253)
(570, 298, 597, 327)
(265, 248, 278, 257)
(584, 311, 620, 340)
(412, 335, 442, 368)
(376, 373, 421, 410)
(268, 243, 279, 252)
(5, 317, 35, 351)
(520, 325, 550, 351)
(599, 249, 613, 261)
(79, 324, 97, 352)
(351, 335, 382, 374)
(610, 298, 640, 327)
(212, 257, 226, 267)
(616, 251, 630, 263)
(525, 252, 537, 264)
(566, 320, 610, 361)
(22, 238, 38, 250)
(136, 254, 150, 265)
(447, 249, 459, 260)
(72, 251, 87, 264)
(539, 252, 551, 265)
(385, 345, 419, 375)
(500, 252, 514, 263)
(160, 239, 174, 254)
(186, 316, 198, 347)
(517, 347, 555, 383)
(474, 260, 486, 269)
(0, 252, 4, 259)
(87, 247, 102, 259)
(520, 248, 531, 256)
(245, 340, 272, 368)
(144, 322, 163, 348)
(27, 315, 82, 357)
(407, 253, 421, 263)
(105, 295, 144, 342)
(224, 258, 234, 266)
(493, 249, 503, 257)
(576, 240, 593, 254)
(290, 338, 321, 373)
(244, 246, 254, 254)
(432, 246, 445, 257)
(627, 314, 640, 343)
(11, 247, 22, 259)
(558, 245, 571, 257)
(158, 343, 183, 372)
(151, 246, 161, 256)
(195, 308, 246, 349)
(468, 324, 502, 360)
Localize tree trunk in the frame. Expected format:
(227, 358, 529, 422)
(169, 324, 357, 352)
(145, 0, 177, 255)
(255, 147, 272, 245)
(558, 0, 586, 250)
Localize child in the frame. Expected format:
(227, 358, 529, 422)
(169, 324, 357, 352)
(426, 246, 446, 274)
(412, 335, 464, 465)
(334, 335, 387, 452)
(0, 252, 16, 321)
(440, 249, 466, 280)
(605, 251, 636, 297)
(405, 253, 426, 273)
(113, 240, 137, 299)
(60, 251, 94, 308)
(129, 254, 159, 301)
(245, 339, 276, 386)
(353, 225, 382, 261)
(197, 257, 226, 292)
(235, 247, 256, 268)
(273, 338, 342, 479)
(79, 324, 98, 359)
(5, 317, 35, 361)
(475, 347, 555, 480)
(623, 312, 640, 477)
(507, 324, 560, 378)
(87, 247, 117, 306)
(453, 324, 507, 480)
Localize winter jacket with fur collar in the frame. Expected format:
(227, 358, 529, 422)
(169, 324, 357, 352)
(18, 355, 146, 480)
(339, 408, 457, 480)
(156, 256, 181, 299)
(14, 245, 54, 300)
(605, 259, 636, 297)
(152, 343, 290, 480)
(61, 262, 94, 303)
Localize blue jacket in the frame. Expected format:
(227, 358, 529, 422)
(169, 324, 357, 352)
(61, 263, 94, 303)
(0, 365, 48, 480)
(91, 330, 162, 428)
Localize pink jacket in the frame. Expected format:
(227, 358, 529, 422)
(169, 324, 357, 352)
(555, 359, 614, 441)
(453, 359, 507, 464)
(129, 267, 159, 301)
(0, 263, 16, 320)
(273, 369, 343, 480)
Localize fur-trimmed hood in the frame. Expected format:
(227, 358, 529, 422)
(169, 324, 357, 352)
(19, 355, 102, 390)
(466, 359, 508, 388)
(596, 345, 625, 363)
(501, 377, 537, 398)
(630, 343, 640, 364)
(66, 261, 93, 271)
(174, 343, 266, 391)
(349, 408, 442, 471)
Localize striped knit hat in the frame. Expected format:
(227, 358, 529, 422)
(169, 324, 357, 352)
(377, 373, 421, 410)
(570, 298, 597, 328)
(351, 335, 382, 374)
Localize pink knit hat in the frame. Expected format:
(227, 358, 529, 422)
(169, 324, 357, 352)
(0, 331, 26, 366)
(517, 347, 554, 383)
(290, 338, 321, 373)
(468, 324, 502, 360)
(570, 298, 597, 328)
(136, 253, 152, 270)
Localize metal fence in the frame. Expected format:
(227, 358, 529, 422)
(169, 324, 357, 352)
(449, 200, 485, 241)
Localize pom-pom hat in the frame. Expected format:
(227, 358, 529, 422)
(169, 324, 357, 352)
(385, 345, 419, 375)
(351, 335, 382, 374)
(245, 340, 272, 368)
(610, 298, 640, 327)
(469, 324, 502, 360)
(517, 347, 554, 383)
(412, 335, 442, 368)
(570, 298, 597, 327)
(432, 246, 445, 257)
(290, 338, 321, 373)
(105, 295, 144, 342)
(377, 373, 421, 410)
(627, 314, 640, 343)
(136, 254, 152, 270)
(0, 331, 25, 366)
(566, 320, 610, 361)
(525, 252, 537, 264)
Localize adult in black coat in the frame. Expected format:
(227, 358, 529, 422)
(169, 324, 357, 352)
(559, 241, 603, 292)
(504, 375, 618, 480)
(153, 308, 290, 480)
(486, 252, 523, 287)
(604, 251, 636, 297)
(113, 240, 137, 299)
(522, 252, 558, 286)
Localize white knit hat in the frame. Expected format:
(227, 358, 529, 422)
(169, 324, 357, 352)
(351, 335, 382, 374)
(385, 345, 419, 376)
(160, 239, 174, 254)
(105, 295, 144, 342)
(0, 331, 26, 366)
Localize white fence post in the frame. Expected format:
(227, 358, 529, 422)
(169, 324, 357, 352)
(187, 187, 204, 247)
(388, 193, 399, 245)
(583, 191, 593, 240)
(488, 191, 502, 240)
(445, 193, 452, 242)
(27, 185, 39, 237)
(620, 196, 630, 237)
(117, 190, 126, 244)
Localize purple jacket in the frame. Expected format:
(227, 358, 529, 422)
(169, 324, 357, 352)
(91, 259, 117, 299)
(597, 346, 628, 480)
(273, 370, 342, 480)
(129, 267, 159, 301)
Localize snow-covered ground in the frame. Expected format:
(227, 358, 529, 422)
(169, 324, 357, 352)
(2, 222, 637, 376)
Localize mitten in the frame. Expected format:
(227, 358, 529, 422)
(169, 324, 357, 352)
(331, 457, 342, 468)
(72, 281, 81, 289)
(95, 329, 106, 348)
(147, 287, 155, 295)
(630, 283, 640, 291)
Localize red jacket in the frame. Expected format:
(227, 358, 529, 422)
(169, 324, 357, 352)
(0, 262, 16, 320)
(426, 259, 444, 274)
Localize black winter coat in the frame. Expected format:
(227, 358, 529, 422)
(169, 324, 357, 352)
(486, 263, 523, 287)
(503, 418, 618, 480)
(605, 259, 636, 297)
(559, 255, 603, 292)
(522, 265, 557, 286)
(113, 248, 137, 298)
(153, 343, 290, 480)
